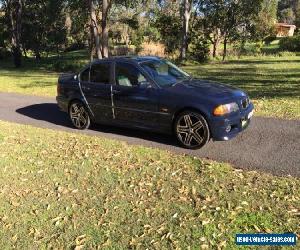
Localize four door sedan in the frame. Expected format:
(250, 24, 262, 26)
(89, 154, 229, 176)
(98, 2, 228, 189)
(57, 56, 254, 149)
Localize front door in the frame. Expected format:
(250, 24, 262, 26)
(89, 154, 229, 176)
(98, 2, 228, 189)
(112, 62, 160, 128)
(80, 62, 113, 123)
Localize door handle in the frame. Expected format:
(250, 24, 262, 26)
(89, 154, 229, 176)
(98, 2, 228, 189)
(112, 90, 121, 94)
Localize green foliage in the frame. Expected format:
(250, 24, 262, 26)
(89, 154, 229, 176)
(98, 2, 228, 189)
(190, 38, 210, 62)
(154, 14, 181, 54)
(250, 0, 278, 41)
(198, 0, 267, 60)
(277, 0, 299, 24)
(52, 60, 86, 72)
(22, 0, 68, 59)
(279, 8, 296, 24)
(279, 35, 300, 51)
(264, 35, 278, 45)
(0, 47, 10, 59)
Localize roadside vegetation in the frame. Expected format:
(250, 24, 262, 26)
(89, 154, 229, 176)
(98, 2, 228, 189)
(0, 120, 299, 248)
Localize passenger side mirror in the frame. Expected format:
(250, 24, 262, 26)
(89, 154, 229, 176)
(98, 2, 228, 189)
(74, 74, 78, 80)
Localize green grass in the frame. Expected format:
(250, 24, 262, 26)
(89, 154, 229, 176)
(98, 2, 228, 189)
(0, 120, 299, 249)
(0, 51, 299, 119)
(183, 55, 300, 119)
(0, 50, 89, 97)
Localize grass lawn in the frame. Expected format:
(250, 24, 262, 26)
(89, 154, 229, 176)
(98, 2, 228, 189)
(0, 52, 299, 119)
(0, 120, 299, 248)
(0, 51, 89, 97)
(182, 55, 300, 119)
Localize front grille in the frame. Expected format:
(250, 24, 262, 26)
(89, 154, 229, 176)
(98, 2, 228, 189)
(241, 97, 249, 109)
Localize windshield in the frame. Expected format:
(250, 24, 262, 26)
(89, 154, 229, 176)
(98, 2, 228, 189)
(140, 60, 190, 87)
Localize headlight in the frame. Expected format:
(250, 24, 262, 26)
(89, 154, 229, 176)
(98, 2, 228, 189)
(213, 102, 239, 116)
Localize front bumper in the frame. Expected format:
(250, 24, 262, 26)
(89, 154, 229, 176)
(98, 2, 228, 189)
(209, 103, 254, 141)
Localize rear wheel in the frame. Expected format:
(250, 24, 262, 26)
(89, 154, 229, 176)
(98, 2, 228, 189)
(174, 111, 210, 149)
(69, 101, 91, 130)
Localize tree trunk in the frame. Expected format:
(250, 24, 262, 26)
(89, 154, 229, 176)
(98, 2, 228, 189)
(35, 49, 41, 61)
(89, 0, 102, 59)
(212, 29, 220, 58)
(22, 47, 28, 58)
(89, 25, 95, 61)
(9, 0, 23, 67)
(102, 0, 110, 58)
(223, 37, 227, 61)
(180, 0, 192, 61)
(212, 41, 218, 58)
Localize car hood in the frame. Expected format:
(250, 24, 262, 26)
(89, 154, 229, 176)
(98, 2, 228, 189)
(171, 79, 246, 99)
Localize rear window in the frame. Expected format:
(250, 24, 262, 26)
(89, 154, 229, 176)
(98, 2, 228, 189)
(90, 63, 111, 84)
(80, 68, 90, 82)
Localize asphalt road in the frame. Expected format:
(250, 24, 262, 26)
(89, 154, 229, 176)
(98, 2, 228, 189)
(0, 92, 299, 177)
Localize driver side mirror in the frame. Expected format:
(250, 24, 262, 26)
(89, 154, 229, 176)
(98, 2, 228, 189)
(74, 74, 78, 80)
(139, 81, 152, 89)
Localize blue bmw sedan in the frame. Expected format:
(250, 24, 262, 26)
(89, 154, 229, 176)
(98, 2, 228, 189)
(57, 56, 254, 149)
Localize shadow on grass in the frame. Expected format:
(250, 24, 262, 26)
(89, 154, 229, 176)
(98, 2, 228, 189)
(16, 103, 177, 146)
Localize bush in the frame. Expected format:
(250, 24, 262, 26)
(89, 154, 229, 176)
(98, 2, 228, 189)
(0, 48, 11, 60)
(264, 36, 277, 45)
(51, 60, 86, 72)
(64, 43, 85, 52)
(279, 36, 300, 52)
(190, 38, 210, 62)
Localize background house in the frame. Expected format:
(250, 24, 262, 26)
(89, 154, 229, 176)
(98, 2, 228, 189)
(276, 23, 297, 37)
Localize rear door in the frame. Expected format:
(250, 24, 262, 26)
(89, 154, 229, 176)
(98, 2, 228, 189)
(112, 61, 160, 128)
(80, 62, 113, 123)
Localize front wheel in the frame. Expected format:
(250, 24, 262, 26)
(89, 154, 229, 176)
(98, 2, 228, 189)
(174, 111, 210, 149)
(69, 101, 91, 130)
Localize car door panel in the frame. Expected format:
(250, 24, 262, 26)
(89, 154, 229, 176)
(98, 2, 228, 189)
(113, 85, 160, 127)
(80, 62, 113, 123)
(112, 62, 160, 128)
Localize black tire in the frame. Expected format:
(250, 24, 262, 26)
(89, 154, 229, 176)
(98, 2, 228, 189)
(174, 110, 210, 149)
(69, 101, 91, 130)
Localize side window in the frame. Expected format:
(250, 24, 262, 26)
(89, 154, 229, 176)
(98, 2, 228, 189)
(115, 62, 146, 87)
(90, 63, 111, 84)
(80, 68, 90, 82)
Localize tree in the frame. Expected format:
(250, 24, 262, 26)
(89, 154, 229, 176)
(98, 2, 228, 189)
(180, 0, 192, 60)
(280, 7, 296, 23)
(89, 0, 102, 59)
(198, 0, 224, 58)
(6, 0, 23, 67)
(21, 0, 67, 60)
(296, 1, 300, 31)
(198, 0, 264, 60)
(278, 0, 299, 24)
(251, 0, 278, 41)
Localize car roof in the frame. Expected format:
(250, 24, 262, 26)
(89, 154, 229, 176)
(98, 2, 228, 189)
(92, 56, 162, 64)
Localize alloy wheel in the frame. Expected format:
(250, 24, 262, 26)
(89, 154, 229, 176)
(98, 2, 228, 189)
(176, 112, 209, 149)
(69, 102, 90, 130)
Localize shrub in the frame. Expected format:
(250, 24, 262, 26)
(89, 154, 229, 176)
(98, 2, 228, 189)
(279, 36, 300, 52)
(51, 60, 86, 72)
(0, 48, 11, 60)
(264, 36, 277, 45)
(139, 42, 166, 57)
(190, 38, 210, 62)
(64, 43, 85, 52)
